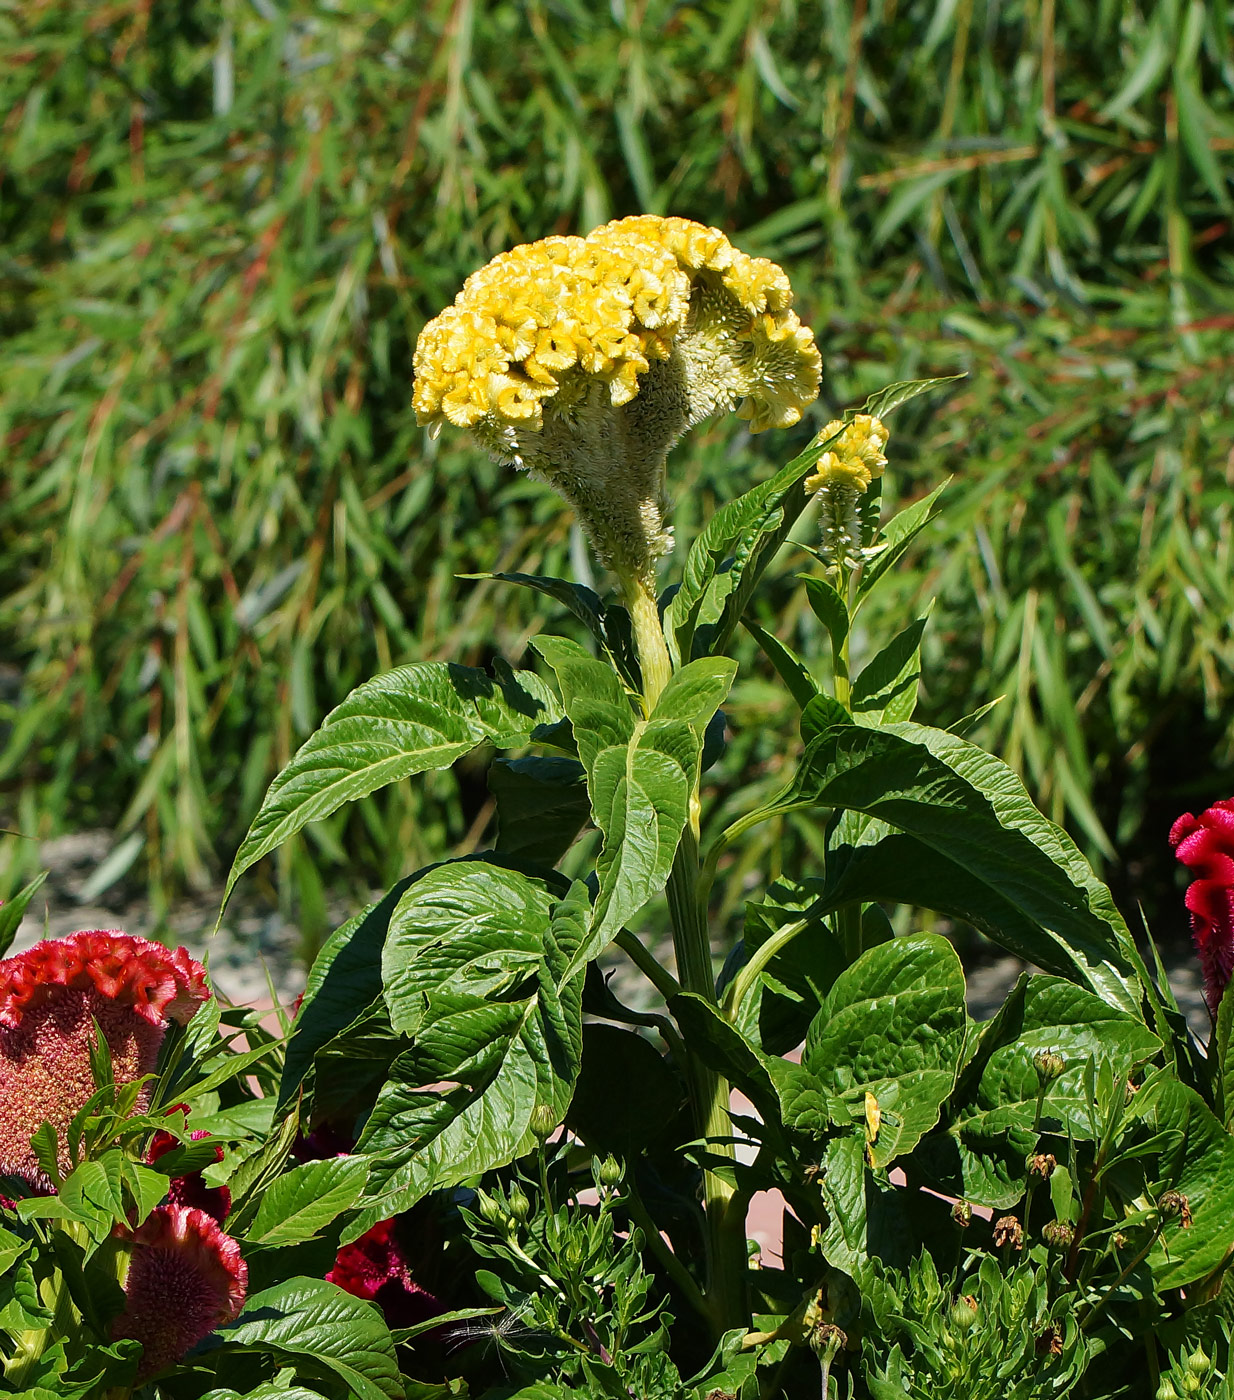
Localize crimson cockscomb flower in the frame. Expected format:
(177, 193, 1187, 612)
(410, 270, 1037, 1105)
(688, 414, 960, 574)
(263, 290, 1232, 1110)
(147, 1121, 230, 1225)
(1170, 799, 1234, 1014)
(327, 1218, 442, 1330)
(112, 1204, 247, 1379)
(0, 931, 210, 1189)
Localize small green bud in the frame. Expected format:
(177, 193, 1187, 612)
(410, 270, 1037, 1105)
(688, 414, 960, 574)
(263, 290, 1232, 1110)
(507, 1184, 530, 1223)
(810, 1323, 846, 1363)
(1181, 1375, 1202, 1395)
(949, 1297, 978, 1332)
(1034, 1050, 1067, 1084)
(530, 1104, 558, 1141)
(476, 1192, 506, 1227)
(1156, 1381, 1179, 1400)
(1187, 1347, 1213, 1378)
(563, 1237, 585, 1270)
(599, 1155, 622, 1188)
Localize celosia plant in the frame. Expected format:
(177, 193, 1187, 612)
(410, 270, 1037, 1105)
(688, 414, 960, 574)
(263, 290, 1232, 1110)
(1170, 799, 1234, 1013)
(0, 931, 209, 1188)
(412, 215, 820, 622)
(147, 1115, 230, 1224)
(111, 1204, 247, 1380)
(327, 1217, 441, 1330)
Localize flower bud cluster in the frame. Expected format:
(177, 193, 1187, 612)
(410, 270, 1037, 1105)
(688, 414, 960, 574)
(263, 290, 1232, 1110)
(806, 414, 888, 567)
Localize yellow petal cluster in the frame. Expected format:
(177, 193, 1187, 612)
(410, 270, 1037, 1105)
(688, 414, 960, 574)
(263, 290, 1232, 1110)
(411, 216, 821, 578)
(412, 215, 821, 442)
(805, 414, 889, 496)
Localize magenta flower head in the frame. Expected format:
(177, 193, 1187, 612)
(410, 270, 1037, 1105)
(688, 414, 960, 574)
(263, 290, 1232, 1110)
(1170, 799, 1234, 1015)
(112, 1204, 247, 1379)
(327, 1218, 442, 1330)
(0, 931, 210, 1189)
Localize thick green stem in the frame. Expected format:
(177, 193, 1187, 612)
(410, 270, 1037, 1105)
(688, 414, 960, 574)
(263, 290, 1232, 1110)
(622, 569, 747, 1334)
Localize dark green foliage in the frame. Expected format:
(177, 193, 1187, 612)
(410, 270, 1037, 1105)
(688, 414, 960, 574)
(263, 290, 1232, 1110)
(2, 0, 1232, 933)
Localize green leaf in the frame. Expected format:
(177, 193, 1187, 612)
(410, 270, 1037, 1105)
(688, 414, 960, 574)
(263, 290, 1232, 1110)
(246, 1157, 370, 1246)
(856, 479, 949, 603)
(476, 572, 639, 688)
(352, 876, 585, 1236)
(1214, 981, 1234, 1131)
(278, 874, 419, 1111)
(801, 575, 850, 655)
(536, 640, 732, 961)
(490, 755, 591, 866)
(776, 934, 966, 1168)
(782, 724, 1139, 1010)
(0, 870, 48, 957)
(669, 992, 785, 1133)
(222, 661, 562, 913)
(922, 976, 1161, 1207)
(666, 425, 844, 664)
(211, 1277, 402, 1400)
(743, 619, 819, 709)
(850, 617, 928, 725)
(855, 375, 964, 420)
(381, 861, 563, 1037)
(1129, 1075, 1234, 1290)
(566, 1024, 686, 1154)
(813, 1131, 915, 1274)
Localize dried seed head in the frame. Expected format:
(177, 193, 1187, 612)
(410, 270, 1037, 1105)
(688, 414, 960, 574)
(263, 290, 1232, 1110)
(1158, 1190, 1193, 1228)
(993, 1215, 1024, 1251)
(1042, 1220, 1075, 1250)
(1026, 1152, 1057, 1180)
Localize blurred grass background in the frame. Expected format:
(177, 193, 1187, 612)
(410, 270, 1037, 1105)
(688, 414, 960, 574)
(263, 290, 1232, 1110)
(2, 0, 1232, 952)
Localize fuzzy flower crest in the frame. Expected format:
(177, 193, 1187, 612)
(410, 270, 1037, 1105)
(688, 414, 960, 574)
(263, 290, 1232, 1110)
(412, 215, 821, 577)
(1170, 799, 1234, 1014)
(806, 414, 889, 496)
(112, 1204, 247, 1379)
(0, 932, 210, 1189)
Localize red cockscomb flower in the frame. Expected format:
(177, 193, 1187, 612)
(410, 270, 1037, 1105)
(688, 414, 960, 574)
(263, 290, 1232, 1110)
(112, 1204, 247, 1379)
(1170, 800, 1234, 1015)
(147, 1122, 230, 1225)
(0, 932, 210, 1189)
(327, 1218, 442, 1330)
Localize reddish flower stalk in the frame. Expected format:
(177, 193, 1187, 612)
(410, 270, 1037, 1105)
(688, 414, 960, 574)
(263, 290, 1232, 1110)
(112, 1204, 247, 1379)
(1170, 799, 1234, 1015)
(0, 932, 210, 1189)
(328, 1218, 442, 1330)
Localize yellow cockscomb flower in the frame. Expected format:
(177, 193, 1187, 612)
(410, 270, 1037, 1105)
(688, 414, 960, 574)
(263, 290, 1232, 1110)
(413, 216, 821, 580)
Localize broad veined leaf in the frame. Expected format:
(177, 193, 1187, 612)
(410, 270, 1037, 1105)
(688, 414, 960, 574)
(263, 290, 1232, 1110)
(380, 861, 565, 1036)
(850, 616, 928, 725)
(920, 976, 1161, 1207)
(535, 638, 732, 963)
(776, 934, 966, 1168)
(222, 661, 562, 911)
(350, 876, 586, 1238)
(1129, 1075, 1234, 1290)
(490, 755, 591, 866)
(246, 1157, 370, 1247)
(208, 1276, 402, 1400)
(278, 874, 418, 1111)
(778, 724, 1139, 1010)
(813, 1131, 915, 1275)
(855, 375, 963, 423)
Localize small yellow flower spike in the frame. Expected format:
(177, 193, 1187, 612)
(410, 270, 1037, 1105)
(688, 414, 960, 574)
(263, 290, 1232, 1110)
(413, 215, 822, 580)
(805, 414, 889, 496)
(807, 414, 890, 567)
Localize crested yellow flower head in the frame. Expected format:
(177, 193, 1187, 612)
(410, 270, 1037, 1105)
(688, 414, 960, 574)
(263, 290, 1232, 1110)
(412, 215, 822, 578)
(805, 415, 889, 496)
